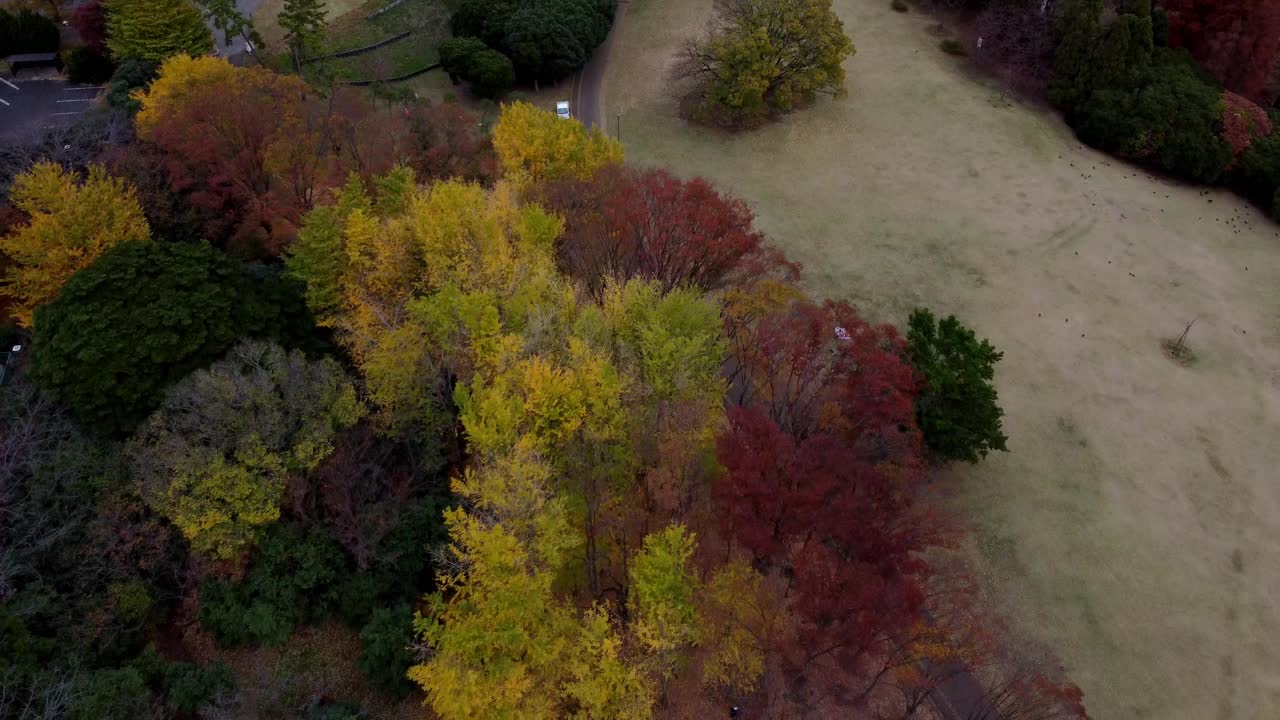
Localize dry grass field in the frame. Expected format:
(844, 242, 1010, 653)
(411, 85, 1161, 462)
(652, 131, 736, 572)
(252, 0, 372, 50)
(603, 0, 1280, 717)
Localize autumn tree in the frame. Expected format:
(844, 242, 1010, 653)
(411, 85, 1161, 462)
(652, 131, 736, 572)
(0, 162, 149, 327)
(106, 0, 213, 63)
(1162, 0, 1280, 105)
(535, 165, 796, 297)
(676, 0, 855, 128)
(135, 56, 343, 254)
(492, 101, 623, 186)
(906, 308, 1008, 464)
(128, 340, 363, 560)
(71, 0, 108, 52)
(406, 100, 498, 184)
(31, 241, 317, 435)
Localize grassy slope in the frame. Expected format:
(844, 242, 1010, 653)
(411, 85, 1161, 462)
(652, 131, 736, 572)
(603, 0, 1280, 717)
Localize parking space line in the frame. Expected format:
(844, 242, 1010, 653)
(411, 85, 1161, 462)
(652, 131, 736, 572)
(0, 77, 17, 90)
(0, 98, 8, 106)
(64, 86, 105, 91)
(55, 99, 92, 103)
(51, 111, 84, 116)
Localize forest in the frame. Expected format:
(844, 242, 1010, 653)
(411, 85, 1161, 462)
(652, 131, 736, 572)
(0, 48, 1064, 720)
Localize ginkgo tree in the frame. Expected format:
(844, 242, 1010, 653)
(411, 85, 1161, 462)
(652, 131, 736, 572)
(0, 162, 149, 327)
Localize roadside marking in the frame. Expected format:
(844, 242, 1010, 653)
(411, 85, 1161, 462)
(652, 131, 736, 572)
(64, 86, 105, 91)
(0, 77, 17, 90)
(50, 111, 84, 116)
(55, 98, 93, 103)
(0, 97, 9, 106)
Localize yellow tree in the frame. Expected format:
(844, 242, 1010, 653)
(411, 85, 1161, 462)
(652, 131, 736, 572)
(492, 101, 623, 186)
(133, 55, 238, 137)
(0, 162, 149, 327)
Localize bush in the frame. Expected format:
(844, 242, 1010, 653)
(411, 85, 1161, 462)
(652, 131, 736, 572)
(940, 38, 966, 56)
(1229, 114, 1280, 208)
(198, 524, 347, 646)
(906, 308, 1008, 464)
(359, 604, 415, 695)
(64, 47, 117, 84)
(106, 59, 158, 113)
(467, 48, 515, 99)
(891, 0, 909, 11)
(164, 661, 235, 714)
(31, 241, 320, 436)
(439, 36, 489, 83)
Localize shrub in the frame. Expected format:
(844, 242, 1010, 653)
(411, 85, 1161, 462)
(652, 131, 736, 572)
(891, 0, 909, 11)
(439, 36, 488, 83)
(450, 0, 615, 83)
(106, 59, 158, 114)
(467, 48, 515, 99)
(64, 47, 117, 84)
(69, 668, 163, 720)
(906, 308, 1008, 464)
(940, 38, 966, 56)
(359, 604, 415, 695)
(1229, 113, 1280, 206)
(1219, 91, 1272, 158)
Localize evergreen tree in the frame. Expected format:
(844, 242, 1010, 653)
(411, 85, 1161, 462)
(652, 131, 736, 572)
(278, 0, 326, 68)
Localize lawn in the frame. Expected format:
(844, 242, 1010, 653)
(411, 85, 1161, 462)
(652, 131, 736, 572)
(602, 0, 1280, 717)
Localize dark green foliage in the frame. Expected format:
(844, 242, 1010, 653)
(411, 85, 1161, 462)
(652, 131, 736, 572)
(1072, 50, 1231, 183)
(31, 241, 320, 436)
(440, 36, 515, 98)
(106, 59, 158, 114)
(69, 668, 163, 720)
(1049, 0, 1232, 184)
(449, 0, 615, 83)
(64, 47, 117, 84)
(198, 523, 346, 646)
(358, 604, 415, 695)
(164, 661, 236, 713)
(906, 308, 1008, 464)
(939, 38, 966, 56)
(891, 0, 909, 12)
(0, 9, 60, 56)
(439, 36, 489, 80)
(465, 48, 515, 98)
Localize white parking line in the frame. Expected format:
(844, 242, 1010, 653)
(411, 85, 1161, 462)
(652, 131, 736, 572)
(64, 86, 105, 91)
(55, 98, 93, 103)
(51, 111, 84, 116)
(0, 77, 17, 90)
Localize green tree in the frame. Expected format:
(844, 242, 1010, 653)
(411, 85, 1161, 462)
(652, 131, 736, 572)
(676, 0, 855, 127)
(105, 0, 213, 63)
(628, 525, 699, 674)
(467, 48, 515, 99)
(278, 0, 326, 68)
(359, 604, 416, 695)
(31, 241, 316, 436)
(906, 308, 1008, 463)
(128, 340, 364, 559)
(196, 0, 261, 49)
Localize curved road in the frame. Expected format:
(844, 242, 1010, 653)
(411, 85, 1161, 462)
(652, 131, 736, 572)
(569, 4, 620, 131)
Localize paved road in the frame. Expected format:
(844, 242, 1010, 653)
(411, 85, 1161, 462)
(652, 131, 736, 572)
(569, 3, 622, 131)
(211, 0, 265, 58)
(0, 78, 104, 140)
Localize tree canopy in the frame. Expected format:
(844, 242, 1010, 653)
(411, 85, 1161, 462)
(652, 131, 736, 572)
(0, 162, 150, 328)
(105, 0, 213, 64)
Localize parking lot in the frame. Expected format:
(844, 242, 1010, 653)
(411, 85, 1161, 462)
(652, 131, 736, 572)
(0, 77, 105, 140)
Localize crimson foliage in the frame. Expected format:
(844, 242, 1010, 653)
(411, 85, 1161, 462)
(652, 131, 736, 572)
(536, 165, 796, 296)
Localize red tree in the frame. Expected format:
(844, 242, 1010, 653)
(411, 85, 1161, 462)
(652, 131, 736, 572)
(535, 165, 797, 296)
(71, 0, 108, 52)
(406, 100, 498, 185)
(1162, 0, 1280, 105)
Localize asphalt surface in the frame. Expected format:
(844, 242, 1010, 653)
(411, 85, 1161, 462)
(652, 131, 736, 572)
(211, 0, 265, 58)
(570, 8, 618, 131)
(0, 78, 104, 140)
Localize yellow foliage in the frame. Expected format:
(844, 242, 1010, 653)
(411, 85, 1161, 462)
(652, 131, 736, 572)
(698, 561, 767, 693)
(492, 101, 623, 185)
(564, 606, 655, 720)
(0, 162, 150, 327)
(134, 54, 238, 138)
